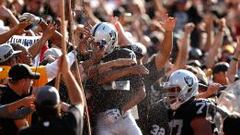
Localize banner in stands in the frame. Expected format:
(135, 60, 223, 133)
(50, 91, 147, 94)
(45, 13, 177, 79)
(6, 35, 41, 48)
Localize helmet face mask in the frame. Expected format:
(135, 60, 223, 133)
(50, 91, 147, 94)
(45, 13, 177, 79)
(91, 22, 118, 55)
(163, 69, 199, 110)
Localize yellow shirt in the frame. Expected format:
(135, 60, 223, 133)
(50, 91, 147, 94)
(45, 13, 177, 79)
(0, 66, 48, 87)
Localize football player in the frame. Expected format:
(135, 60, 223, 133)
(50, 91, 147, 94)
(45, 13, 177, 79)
(162, 69, 218, 135)
(86, 22, 146, 135)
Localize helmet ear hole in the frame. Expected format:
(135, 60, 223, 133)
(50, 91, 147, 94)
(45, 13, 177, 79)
(187, 88, 192, 93)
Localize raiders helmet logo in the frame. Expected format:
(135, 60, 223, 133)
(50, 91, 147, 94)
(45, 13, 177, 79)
(109, 30, 116, 40)
(184, 76, 193, 87)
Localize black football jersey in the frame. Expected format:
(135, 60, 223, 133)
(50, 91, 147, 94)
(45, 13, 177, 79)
(86, 48, 144, 113)
(147, 101, 171, 135)
(168, 98, 217, 135)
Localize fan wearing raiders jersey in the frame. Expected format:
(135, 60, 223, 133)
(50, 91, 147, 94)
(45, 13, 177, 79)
(86, 22, 145, 135)
(162, 69, 218, 135)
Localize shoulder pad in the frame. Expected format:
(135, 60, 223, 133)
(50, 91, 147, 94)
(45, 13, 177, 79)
(190, 99, 212, 117)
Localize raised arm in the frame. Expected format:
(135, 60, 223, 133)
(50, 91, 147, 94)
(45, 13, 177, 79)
(114, 20, 132, 46)
(155, 15, 176, 70)
(0, 5, 19, 27)
(60, 54, 85, 111)
(0, 21, 30, 44)
(205, 18, 226, 68)
(174, 23, 195, 69)
(19, 13, 73, 48)
(28, 24, 56, 58)
(227, 37, 240, 83)
(201, 14, 214, 52)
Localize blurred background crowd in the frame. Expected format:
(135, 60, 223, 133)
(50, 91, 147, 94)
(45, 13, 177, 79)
(0, 0, 240, 135)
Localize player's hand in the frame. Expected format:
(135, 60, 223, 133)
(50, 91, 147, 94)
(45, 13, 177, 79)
(129, 65, 149, 75)
(111, 58, 137, 67)
(19, 13, 41, 24)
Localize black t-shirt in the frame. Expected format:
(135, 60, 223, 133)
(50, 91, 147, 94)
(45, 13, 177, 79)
(18, 106, 83, 135)
(169, 98, 216, 135)
(137, 56, 166, 133)
(86, 48, 144, 113)
(0, 85, 26, 135)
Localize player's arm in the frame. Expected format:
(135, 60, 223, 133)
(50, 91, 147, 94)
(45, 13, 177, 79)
(97, 65, 149, 85)
(121, 86, 146, 113)
(121, 76, 146, 114)
(191, 117, 213, 135)
(87, 58, 137, 79)
(121, 85, 146, 114)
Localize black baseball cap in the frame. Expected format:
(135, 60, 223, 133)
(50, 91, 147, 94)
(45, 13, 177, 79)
(36, 86, 60, 107)
(9, 64, 40, 81)
(212, 62, 229, 74)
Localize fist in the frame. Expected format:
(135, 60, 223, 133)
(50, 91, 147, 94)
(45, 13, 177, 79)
(184, 23, 195, 34)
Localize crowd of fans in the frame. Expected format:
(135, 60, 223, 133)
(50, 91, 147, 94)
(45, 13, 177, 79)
(0, 0, 240, 135)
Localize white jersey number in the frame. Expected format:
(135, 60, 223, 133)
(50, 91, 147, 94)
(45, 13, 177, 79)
(150, 124, 166, 135)
(196, 102, 206, 114)
(169, 120, 183, 135)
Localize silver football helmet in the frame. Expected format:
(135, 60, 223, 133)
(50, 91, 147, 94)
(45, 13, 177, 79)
(163, 69, 199, 110)
(91, 22, 118, 55)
